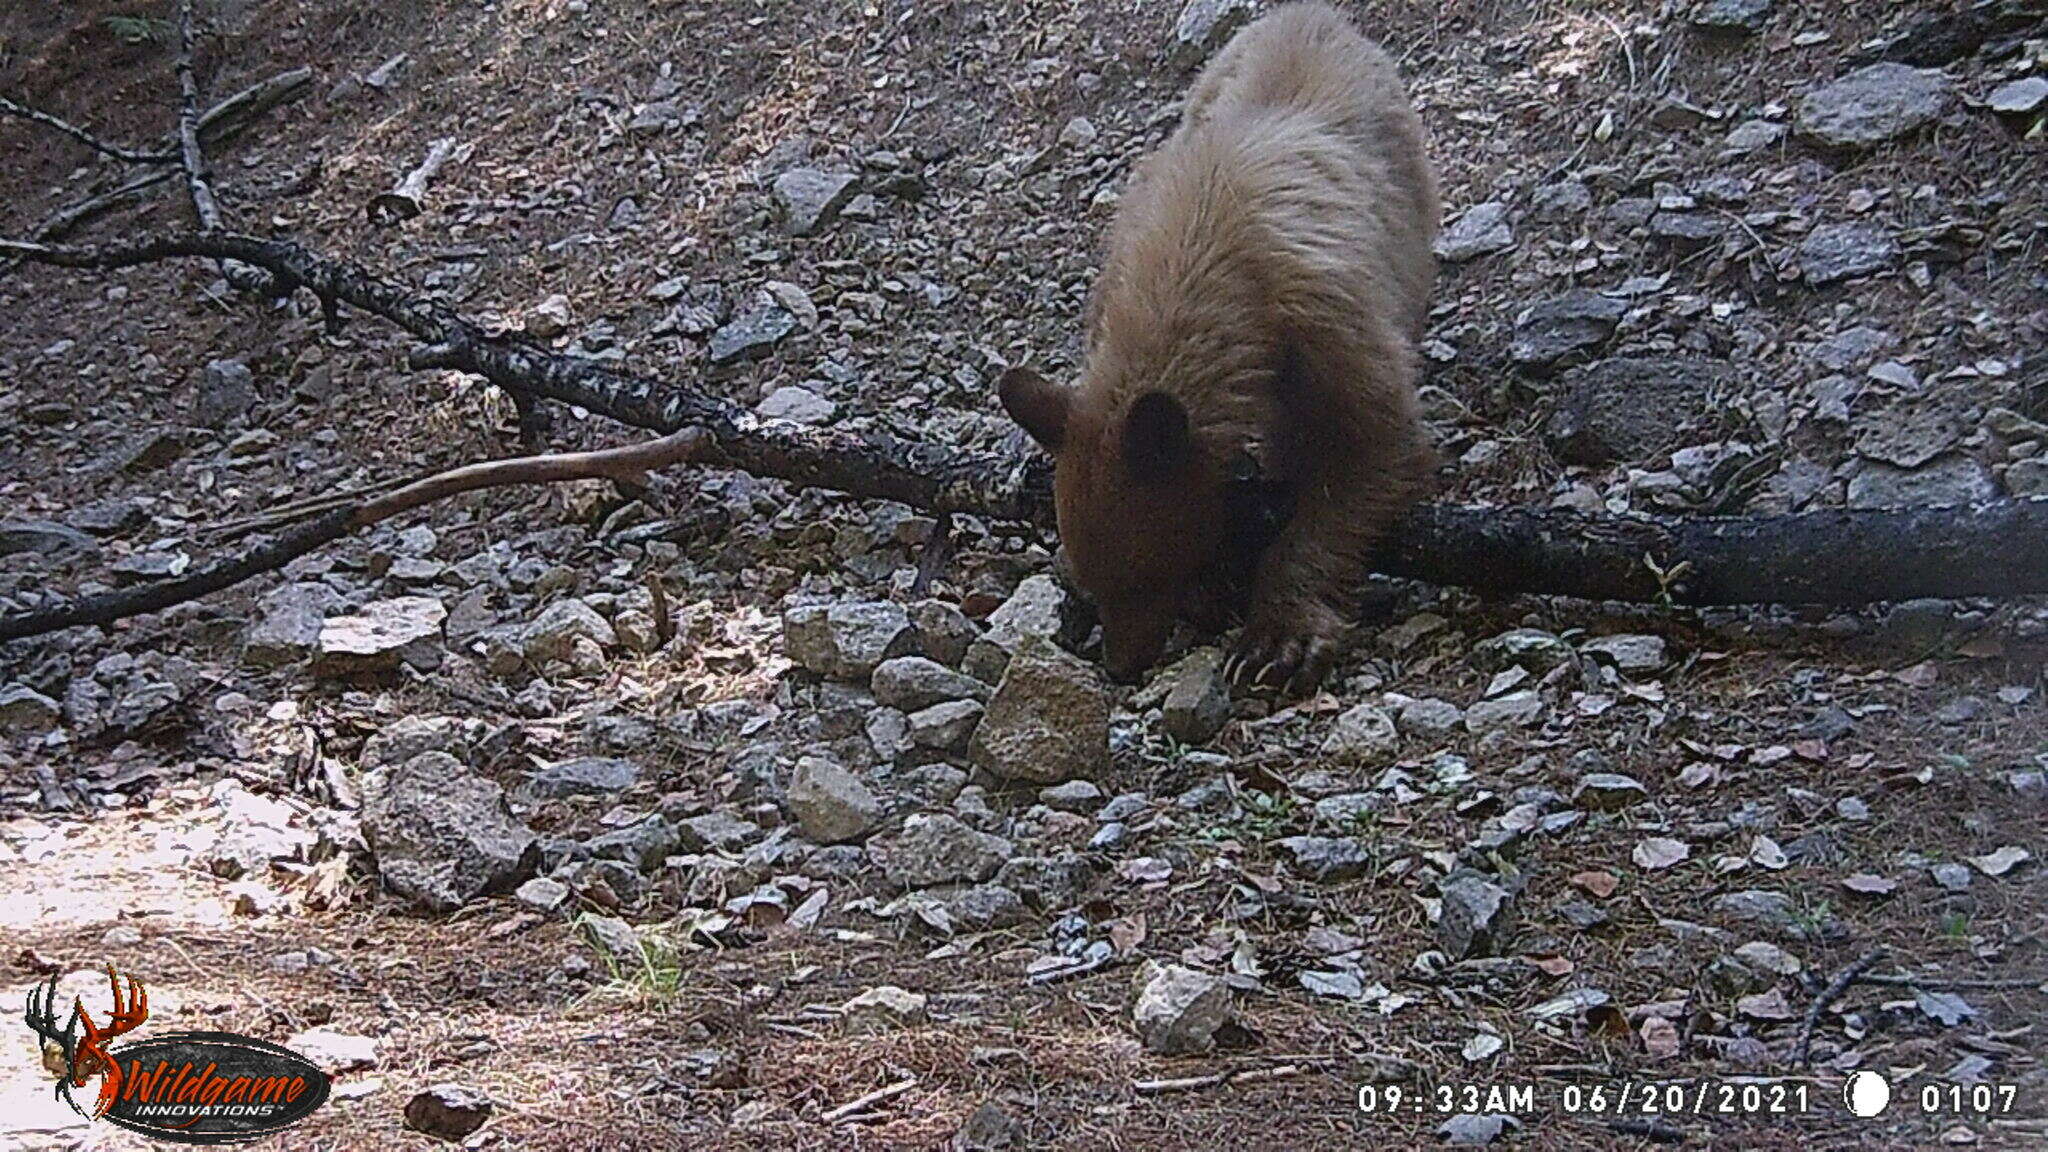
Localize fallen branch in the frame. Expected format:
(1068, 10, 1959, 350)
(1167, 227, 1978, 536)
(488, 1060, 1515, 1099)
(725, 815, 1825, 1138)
(0, 68, 312, 280)
(3, 231, 2047, 640)
(1796, 948, 1885, 1066)
(0, 95, 172, 164)
(368, 137, 461, 226)
(0, 430, 703, 641)
(820, 1077, 916, 1123)
(172, 0, 272, 294)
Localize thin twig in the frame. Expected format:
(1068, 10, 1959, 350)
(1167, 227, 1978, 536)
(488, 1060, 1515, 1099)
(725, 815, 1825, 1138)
(820, 1077, 916, 1123)
(1797, 949, 1885, 1066)
(1855, 973, 2048, 991)
(1134, 1063, 1308, 1095)
(0, 95, 174, 164)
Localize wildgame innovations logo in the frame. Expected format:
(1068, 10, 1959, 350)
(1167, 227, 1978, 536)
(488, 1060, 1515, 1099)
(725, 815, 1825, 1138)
(23, 966, 331, 1144)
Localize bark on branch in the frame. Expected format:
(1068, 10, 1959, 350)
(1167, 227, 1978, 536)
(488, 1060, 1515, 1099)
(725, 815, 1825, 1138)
(0, 430, 704, 642)
(2, 230, 2045, 643)
(172, 0, 273, 295)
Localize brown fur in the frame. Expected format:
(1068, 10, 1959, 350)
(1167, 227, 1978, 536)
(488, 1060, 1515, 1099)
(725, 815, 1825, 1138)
(1000, 1, 1439, 690)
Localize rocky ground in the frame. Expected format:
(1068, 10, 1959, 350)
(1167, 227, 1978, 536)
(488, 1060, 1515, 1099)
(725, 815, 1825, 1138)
(2, 0, 2047, 1149)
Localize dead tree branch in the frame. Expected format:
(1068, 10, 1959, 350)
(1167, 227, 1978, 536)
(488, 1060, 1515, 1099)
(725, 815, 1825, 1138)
(0, 68, 311, 280)
(2, 230, 2046, 641)
(0, 95, 173, 164)
(0, 430, 703, 642)
(171, 0, 273, 294)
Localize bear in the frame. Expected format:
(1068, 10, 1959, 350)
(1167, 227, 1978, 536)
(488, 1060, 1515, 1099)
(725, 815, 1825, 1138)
(998, 1, 1439, 693)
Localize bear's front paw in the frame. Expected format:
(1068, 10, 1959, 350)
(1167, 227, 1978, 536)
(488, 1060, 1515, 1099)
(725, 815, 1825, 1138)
(1224, 604, 1345, 696)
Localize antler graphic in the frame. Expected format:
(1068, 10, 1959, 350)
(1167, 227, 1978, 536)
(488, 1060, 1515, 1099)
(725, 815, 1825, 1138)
(76, 967, 148, 1118)
(21, 967, 149, 1119)
(25, 974, 87, 1116)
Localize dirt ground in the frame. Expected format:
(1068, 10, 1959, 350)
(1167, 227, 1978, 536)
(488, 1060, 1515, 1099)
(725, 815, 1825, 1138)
(2, 1, 2045, 1149)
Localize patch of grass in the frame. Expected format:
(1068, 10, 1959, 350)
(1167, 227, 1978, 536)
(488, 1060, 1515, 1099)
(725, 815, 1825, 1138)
(1939, 912, 1972, 944)
(102, 16, 174, 45)
(579, 915, 686, 1002)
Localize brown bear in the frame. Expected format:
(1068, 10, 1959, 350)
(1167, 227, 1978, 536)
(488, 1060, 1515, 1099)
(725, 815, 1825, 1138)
(999, 1, 1439, 693)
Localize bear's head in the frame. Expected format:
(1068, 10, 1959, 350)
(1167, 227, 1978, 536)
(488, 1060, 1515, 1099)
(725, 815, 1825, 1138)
(1000, 365, 1270, 681)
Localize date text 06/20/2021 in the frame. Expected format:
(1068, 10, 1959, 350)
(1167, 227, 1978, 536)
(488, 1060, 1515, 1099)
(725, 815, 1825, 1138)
(1356, 1081, 1820, 1118)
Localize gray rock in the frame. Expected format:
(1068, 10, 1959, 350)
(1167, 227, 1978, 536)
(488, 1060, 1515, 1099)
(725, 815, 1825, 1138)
(2006, 457, 2048, 497)
(970, 639, 1110, 783)
(870, 813, 1013, 889)
(1321, 703, 1398, 760)
(521, 598, 616, 664)
(1314, 792, 1384, 826)
(995, 852, 1097, 910)
(787, 755, 883, 844)
(953, 1101, 1025, 1151)
(906, 699, 984, 757)
(1723, 117, 1787, 154)
(708, 297, 797, 364)
(871, 656, 988, 711)
(1988, 76, 2048, 117)
(1573, 773, 1649, 811)
(363, 715, 471, 770)
(0, 518, 94, 557)
(0, 684, 62, 733)
(66, 497, 148, 536)
(361, 752, 538, 911)
(1691, 0, 1771, 34)
(581, 913, 643, 961)
(1527, 179, 1592, 221)
(1472, 628, 1573, 673)
(1509, 290, 1628, 375)
(841, 985, 928, 1032)
(1440, 1114, 1519, 1146)
(1435, 201, 1514, 262)
(756, 384, 836, 425)
(315, 596, 446, 675)
(1580, 633, 1668, 672)
(1168, 0, 1258, 69)
(1713, 889, 1796, 929)
(911, 599, 979, 667)
(1039, 779, 1105, 813)
(1393, 695, 1464, 738)
(926, 883, 1029, 932)
(586, 816, 678, 871)
(962, 575, 1085, 682)
(1847, 455, 1998, 508)
(1439, 871, 1515, 959)
(1797, 63, 1950, 149)
(1131, 961, 1232, 1054)
(244, 582, 341, 667)
(195, 358, 257, 427)
(1930, 862, 1973, 892)
(528, 756, 639, 799)
(772, 168, 859, 236)
(1159, 648, 1231, 745)
(1546, 357, 1734, 466)
(1276, 836, 1372, 883)
(1465, 690, 1544, 733)
(1650, 210, 1723, 253)
(1800, 222, 1899, 285)
(404, 1084, 494, 1141)
(515, 876, 569, 912)
(673, 811, 761, 853)
(785, 600, 916, 681)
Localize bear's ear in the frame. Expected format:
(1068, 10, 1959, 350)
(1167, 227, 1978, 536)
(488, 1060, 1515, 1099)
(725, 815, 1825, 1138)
(1123, 391, 1191, 481)
(998, 366, 1070, 453)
